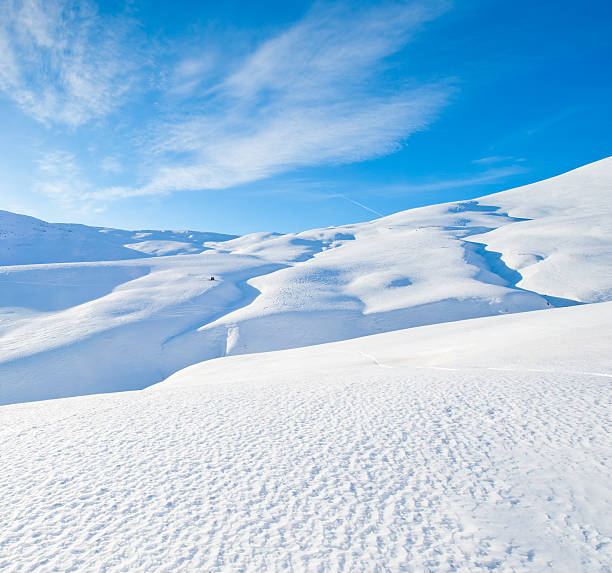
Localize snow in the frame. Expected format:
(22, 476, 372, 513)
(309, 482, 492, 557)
(0, 157, 611, 570)
(0, 256, 285, 404)
(0, 302, 610, 571)
(3, 158, 611, 404)
(469, 157, 612, 303)
(160, 301, 612, 387)
(0, 210, 236, 265)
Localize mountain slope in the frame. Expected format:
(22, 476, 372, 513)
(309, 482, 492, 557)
(0, 157, 610, 404)
(0, 210, 237, 265)
(470, 156, 612, 302)
(163, 158, 611, 360)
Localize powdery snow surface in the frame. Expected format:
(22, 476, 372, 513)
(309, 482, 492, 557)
(0, 303, 610, 571)
(2, 157, 611, 404)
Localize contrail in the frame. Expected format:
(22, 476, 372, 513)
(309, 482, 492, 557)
(336, 194, 384, 217)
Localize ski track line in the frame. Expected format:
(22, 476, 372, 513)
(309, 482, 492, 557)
(356, 351, 394, 369)
(160, 263, 286, 348)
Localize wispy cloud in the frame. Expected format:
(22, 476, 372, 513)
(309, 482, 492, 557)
(14, 1, 452, 208)
(525, 107, 579, 136)
(34, 150, 104, 213)
(167, 54, 218, 97)
(0, 0, 145, 127)
(100, 156, 124, 174)
(472, 155, 524, 165)
(92, 1, 452, 199)
(371, 165, 529, 195)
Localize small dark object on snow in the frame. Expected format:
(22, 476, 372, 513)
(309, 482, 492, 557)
(210, 276, 215, 281)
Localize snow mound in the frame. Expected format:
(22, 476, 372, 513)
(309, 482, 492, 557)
(162, 301, 612, 389)
(0, 302, 610, 571)
(470, 157, 612, 302)
(0, 210, 237, 265)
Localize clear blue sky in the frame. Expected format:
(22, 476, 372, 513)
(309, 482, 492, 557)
(0, 0, 610, 234)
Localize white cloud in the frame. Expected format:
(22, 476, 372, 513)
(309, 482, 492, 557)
(168, 54, 217, 96)
(100, 156, 123, 174)
(0, 0, 144, 127)
(34, 150, 95, 210)
(472, 155, 527, 165)
(472, 155, 511, 165)
(12, 1, 453, 207)
(95, 1, 452, 199)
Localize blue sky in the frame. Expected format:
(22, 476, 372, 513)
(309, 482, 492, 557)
(0, 0, 610, 234)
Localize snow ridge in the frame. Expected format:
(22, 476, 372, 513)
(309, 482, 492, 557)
(0, 210, 237, 265)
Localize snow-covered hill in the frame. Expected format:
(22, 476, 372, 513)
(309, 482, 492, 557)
(0, 157, 611, 404)
(0, 210, 237, 265)
(470, 157, 612, 303)
(1, 302, 610, 571)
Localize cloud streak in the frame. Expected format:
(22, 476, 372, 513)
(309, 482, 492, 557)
(94, 1, 452, 199)
(379, 165, 529, 195)
(0, 0, 144, 127)
(34, 150, 95, 210)
(7, 1, 453, 206)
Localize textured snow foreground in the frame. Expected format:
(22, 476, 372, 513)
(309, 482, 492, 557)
(1, 302, 611, 572)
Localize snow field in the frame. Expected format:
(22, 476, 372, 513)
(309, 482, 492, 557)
(0, 255, 286, 404)
(0, 345, 609, 571)
(0, 210, 237, 266)
(1, 302, 611, 571)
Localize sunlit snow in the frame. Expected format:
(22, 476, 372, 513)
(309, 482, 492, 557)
(0, 158, 610, 571)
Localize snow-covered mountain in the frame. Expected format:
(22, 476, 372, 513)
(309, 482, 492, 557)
(0, 157, 611, 404)
(0, 209, 237, 265)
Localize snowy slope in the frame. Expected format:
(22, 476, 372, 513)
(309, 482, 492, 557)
(1, 302, 610, 571)
(469, 157, 612, 303)
(0, 210, 237, 265)
(0, 157, 611, 404)
(161, 300, 612, 387)
(175, 158, 610, 360)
